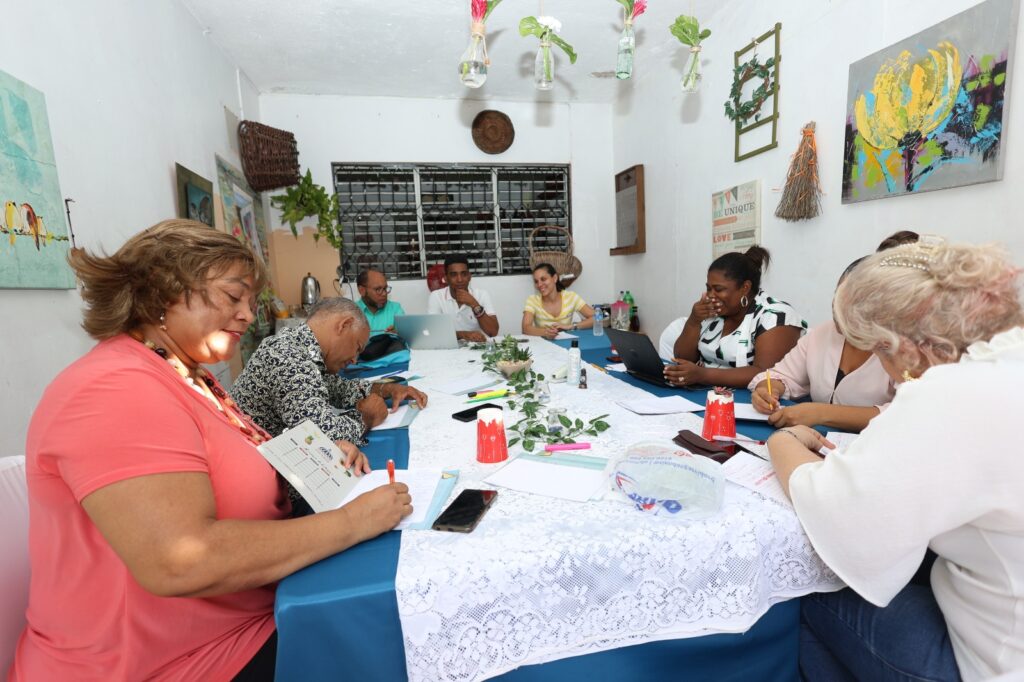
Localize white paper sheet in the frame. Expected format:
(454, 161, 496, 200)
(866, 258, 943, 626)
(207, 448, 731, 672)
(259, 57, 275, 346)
(733, 403, 771, 421)
(606, 363, 628, 372)
(257, 420, 362, 513)
(553, 331, 575, 340)
(434, 372, 501, 395)
(721, 452, 792, 508)
(483, 457, 607, 502)
(824, 431, 859, 454)
(339, 468, 444, 529)
(373, 404, 414, 430)
(616, 395, 705, 415)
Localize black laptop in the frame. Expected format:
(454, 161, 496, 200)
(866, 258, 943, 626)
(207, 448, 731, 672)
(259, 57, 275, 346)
(606, 328, 676, 388)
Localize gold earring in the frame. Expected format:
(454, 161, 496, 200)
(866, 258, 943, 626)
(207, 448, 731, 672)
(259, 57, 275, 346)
(901, 370, 916, 382)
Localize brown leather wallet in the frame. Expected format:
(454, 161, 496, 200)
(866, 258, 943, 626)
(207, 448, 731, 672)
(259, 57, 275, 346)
(673, 429, 738, 463)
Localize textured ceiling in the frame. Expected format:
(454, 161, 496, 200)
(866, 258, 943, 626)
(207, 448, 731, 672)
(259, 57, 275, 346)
(179, 0, 723, 102)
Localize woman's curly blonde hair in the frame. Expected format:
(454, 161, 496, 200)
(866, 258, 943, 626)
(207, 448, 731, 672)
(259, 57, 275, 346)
(69, 219, 267, 340)
(834, 238, 1024, 373)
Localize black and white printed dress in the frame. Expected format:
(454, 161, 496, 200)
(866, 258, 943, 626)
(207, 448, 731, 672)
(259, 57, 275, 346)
(697, 290, 807, 368)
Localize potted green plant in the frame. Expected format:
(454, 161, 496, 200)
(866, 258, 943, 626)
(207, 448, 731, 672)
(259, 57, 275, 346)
(270, 169, 343, 249)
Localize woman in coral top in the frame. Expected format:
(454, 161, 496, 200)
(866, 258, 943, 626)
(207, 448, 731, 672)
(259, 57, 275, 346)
(10, 220, 411, 681)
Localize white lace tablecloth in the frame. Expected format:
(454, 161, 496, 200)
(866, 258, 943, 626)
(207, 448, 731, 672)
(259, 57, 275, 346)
(397, 338, 841, 681)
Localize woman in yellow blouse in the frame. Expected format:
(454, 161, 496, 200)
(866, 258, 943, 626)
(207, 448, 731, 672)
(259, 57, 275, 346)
(522, 263, 595, 339)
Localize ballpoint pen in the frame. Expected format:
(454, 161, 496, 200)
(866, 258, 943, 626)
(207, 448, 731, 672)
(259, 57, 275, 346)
(387, 459, 395, 484)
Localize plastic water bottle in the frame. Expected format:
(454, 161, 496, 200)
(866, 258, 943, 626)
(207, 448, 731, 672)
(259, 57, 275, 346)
(567, 339, 581, 387)
(593, 306, 604, 336)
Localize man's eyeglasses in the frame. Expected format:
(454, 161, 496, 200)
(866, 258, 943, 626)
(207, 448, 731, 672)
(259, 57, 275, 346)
(368, 285, 392, 294)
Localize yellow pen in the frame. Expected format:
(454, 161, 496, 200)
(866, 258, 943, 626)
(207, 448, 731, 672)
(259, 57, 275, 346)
(766, 369, 775, 406)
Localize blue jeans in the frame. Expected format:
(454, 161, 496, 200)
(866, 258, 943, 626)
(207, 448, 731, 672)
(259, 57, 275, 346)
(800, 585, 961, 681)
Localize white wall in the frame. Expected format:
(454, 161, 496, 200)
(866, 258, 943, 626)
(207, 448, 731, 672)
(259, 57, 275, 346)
(258, 95, 618, 327)
(0, 0, 257, 456)
(613, 0, 1024, 340)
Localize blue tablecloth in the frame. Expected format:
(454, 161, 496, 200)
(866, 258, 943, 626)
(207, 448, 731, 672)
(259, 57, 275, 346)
(275, 338, 800, 681)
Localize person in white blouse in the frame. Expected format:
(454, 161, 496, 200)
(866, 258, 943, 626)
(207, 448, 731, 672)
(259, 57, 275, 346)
(426, 254, 499, 343)
(766, 237, 1024, 681)
(748, 258, 895, 432)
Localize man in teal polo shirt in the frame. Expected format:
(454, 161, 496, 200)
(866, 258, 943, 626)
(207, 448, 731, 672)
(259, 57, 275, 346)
(355, 268, 405, 336)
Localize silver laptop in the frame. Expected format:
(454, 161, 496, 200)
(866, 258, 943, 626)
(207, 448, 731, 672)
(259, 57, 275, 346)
(394, 314, 460, 350)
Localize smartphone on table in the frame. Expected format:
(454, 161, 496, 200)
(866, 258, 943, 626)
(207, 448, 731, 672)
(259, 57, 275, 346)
(431, 489, 498, 533)
(451, 402, 502, 422)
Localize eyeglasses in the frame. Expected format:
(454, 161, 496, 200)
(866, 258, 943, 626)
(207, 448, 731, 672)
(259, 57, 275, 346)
(368, 285, 392, 295)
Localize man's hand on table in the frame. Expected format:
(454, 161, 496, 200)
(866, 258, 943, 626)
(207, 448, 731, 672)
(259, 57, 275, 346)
(377, 383, 429, 410)
(335, 440, 371, 475)
(457, 331, 487, 343)
(357, 394, 389, 430)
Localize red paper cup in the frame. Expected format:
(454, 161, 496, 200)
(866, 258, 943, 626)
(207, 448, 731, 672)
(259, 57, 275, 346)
(476, 408, 509, 463)
(701, 390, 737, 441)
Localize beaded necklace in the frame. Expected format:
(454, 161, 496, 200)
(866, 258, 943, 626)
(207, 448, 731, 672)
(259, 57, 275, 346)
(130, 332, 271, 446)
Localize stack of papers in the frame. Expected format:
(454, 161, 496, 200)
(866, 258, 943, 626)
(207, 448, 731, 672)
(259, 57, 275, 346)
(339, 468, 447, 529)
(733, 403, 771, 421)
(616, 395, 704, 415)
(484, 455, 607, 502)
(824, 431, 859, 454)
(721, 452, 792, 508)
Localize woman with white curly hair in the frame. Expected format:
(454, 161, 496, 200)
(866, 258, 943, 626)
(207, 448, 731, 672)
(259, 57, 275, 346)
(765, 236, 1024, 681)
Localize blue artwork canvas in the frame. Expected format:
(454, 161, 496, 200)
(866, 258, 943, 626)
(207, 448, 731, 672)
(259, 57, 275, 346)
(0, 69, 74, 288)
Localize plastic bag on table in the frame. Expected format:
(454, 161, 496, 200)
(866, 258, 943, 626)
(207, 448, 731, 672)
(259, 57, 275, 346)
(609, 441, 724, 519)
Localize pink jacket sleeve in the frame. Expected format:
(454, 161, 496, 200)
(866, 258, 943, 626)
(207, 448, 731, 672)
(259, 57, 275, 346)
(748, 331, 813, 399)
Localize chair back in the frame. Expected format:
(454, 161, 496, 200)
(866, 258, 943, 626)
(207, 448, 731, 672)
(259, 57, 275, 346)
(0, 456, 29, 674)
(659, 316, 688, 361)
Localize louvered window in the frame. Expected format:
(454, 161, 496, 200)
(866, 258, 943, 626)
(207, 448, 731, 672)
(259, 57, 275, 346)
(333, 163, 571, 281)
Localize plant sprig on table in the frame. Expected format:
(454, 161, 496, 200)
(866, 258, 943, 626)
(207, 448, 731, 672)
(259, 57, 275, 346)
(474, 335, 611, 452)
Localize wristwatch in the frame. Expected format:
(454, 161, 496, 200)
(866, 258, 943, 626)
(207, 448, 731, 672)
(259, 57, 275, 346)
(472, 305, 484, 318)
(571, 322, 578, 331)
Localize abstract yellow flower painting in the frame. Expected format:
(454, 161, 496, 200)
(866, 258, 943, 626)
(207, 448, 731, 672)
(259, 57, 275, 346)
(842, 0, 1019, 203)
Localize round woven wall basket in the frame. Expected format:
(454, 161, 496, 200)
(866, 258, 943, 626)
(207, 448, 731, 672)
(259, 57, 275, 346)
(471, 110, 515, 155)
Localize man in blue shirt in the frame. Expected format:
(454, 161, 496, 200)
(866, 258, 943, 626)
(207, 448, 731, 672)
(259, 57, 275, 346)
(355, 269, 405, 336)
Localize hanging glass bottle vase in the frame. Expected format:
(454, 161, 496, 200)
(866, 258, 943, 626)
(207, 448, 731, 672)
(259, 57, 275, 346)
(616, 22, 635, 80)
(680, 46, 703, 93)
(534, 39, 554, 91)
(459, 22, 489, 88)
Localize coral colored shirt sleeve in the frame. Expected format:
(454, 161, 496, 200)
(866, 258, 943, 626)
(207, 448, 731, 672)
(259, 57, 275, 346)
(13, 335, 288, 682)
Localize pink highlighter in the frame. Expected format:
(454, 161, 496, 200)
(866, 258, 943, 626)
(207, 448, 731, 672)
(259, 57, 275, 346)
(543, 442, 592, 453)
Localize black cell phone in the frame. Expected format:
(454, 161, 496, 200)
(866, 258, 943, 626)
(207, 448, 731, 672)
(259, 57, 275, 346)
(451, 402, 502, 422)
(432, 489, 498, 533)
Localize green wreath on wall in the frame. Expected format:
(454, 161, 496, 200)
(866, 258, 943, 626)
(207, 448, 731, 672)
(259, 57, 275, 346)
(724, 55, 777, 125)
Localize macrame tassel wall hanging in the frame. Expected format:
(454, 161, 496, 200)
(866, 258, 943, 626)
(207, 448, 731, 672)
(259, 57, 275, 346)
(775, 121, 822, 221)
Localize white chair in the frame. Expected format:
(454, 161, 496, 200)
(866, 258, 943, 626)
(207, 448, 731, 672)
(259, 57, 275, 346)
(658, 316, 688, 361)
(0, 456, 29, 675)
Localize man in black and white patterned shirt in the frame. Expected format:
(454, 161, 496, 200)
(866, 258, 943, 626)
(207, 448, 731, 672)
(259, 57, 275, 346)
(232, 298, 428, 454)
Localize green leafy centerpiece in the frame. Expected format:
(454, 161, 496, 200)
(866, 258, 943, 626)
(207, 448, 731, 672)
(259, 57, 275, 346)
(479, 336, 610, 452)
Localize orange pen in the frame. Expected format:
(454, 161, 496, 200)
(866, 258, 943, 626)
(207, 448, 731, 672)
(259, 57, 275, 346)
(387, 459, 395, 485)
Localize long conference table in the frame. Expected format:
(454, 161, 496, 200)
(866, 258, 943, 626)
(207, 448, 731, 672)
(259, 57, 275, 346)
(274, 332, 838, 681)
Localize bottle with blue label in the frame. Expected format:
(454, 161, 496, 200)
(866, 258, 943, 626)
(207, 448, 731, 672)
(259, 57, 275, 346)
(593, 305, 604, 336)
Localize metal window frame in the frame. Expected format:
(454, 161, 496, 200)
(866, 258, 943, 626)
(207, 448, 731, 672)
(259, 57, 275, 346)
(332, 162, 571, 282)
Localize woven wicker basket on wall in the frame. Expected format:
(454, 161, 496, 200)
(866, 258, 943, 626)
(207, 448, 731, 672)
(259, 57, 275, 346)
(528, 225, 582, 288)
(237, 120, 301, 192)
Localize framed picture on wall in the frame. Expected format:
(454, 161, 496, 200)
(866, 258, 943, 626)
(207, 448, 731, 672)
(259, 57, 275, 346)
(175, 163, 215, 227)
(610, 165, 645, 256)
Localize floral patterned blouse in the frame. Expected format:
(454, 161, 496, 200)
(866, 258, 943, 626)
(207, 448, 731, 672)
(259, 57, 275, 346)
(231, 324, 373, 445)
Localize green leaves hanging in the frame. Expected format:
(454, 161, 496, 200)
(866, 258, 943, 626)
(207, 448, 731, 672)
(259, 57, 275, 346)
(724, 55, 777, 125)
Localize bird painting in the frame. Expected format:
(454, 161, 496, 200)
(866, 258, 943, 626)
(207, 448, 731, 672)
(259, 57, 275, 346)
(4, 201, 21, 245)
(21, 203, 41, 249)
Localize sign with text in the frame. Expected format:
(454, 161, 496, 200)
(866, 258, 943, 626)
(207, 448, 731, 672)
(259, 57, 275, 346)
(711, 180, 761, 259)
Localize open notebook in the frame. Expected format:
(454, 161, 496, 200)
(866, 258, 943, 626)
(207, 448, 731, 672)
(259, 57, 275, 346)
(257, 420, 457, 529)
